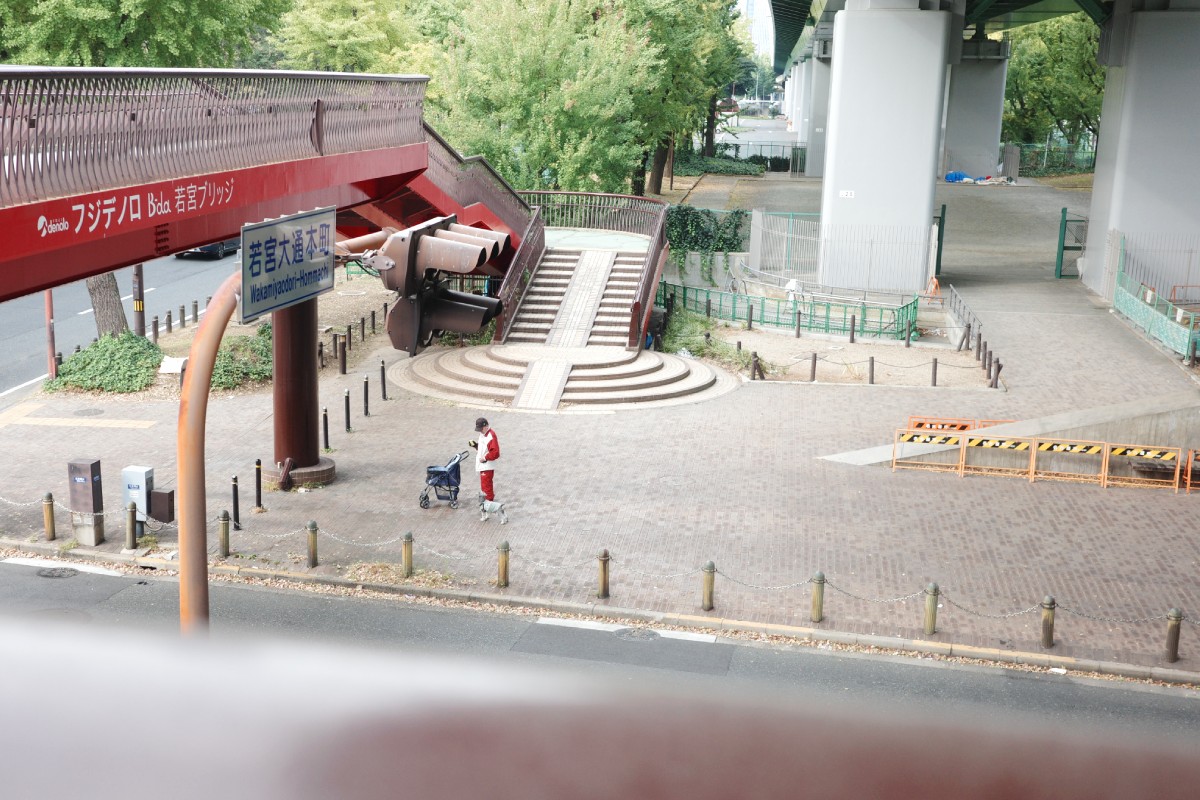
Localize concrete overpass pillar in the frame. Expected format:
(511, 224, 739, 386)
(784, 65, 796, 130)
(803, 56, 831, 177)
(942, 38, 1008, 179)
(818, 0, 949, 291)
(1082, 10, 1200, 300)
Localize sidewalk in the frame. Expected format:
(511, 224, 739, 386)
(1, 176, 1198, 673)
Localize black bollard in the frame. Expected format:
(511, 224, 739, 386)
(231, 476, 241, 531)
(344, 389, 351, 433)
(322, 407, 330, 450)
(849, 314, 856, 344)
(380, 360, 388, 400)
(371, 310, 376, 334)
(255, 459, 263, 510)
(339, 339, 347, 375)
(346, 324, 353, 351)
(360, 317, 366, 342)
(363, 375, 370, 417)
(318, 341, 325, 369)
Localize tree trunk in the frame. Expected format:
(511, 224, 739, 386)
(86, 272, 129, 338)
(630, 150, 649, 196)
(704, 96, 717, 157)
(646, 142, 670, 195)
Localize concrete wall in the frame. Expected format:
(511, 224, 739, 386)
(943, 59, 1007, 178)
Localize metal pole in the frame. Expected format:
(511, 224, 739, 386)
(1055, 207, 1068, 279)
(849, 314, 856, 344)
(402, 532, 413, 578)
(905, 319, 912, 348)
(166, 310, 173, 334)
(179, 305, 186, 328)
(751, 353, 759, 381)
(958, 323, 970, 352)
(380, 360, 388, 400)
(132, 264, 145, 337)
(931, 358, 938, 387)
(795, 307, 802, 338)
(923, 582, 939, 635)
(192, 300, 199, 324)
(702, 561, 716, 611)
(43, 493, 55, 541)
(1041, 595, 1056, 648)
(318, 341, 325, 369)
(1166, 608, 1183, 663)
(45, 290, 59, 379)
(869, 356, 875, 385)
(1190, 339, 1196, 370)
(126, 501, 137, 550)
(810, 571, 825, 623)
(254, 459, 263, 510)
(152, 316, 159, 344)
(346, 324, 353, 351)
(497, 540, 510, 588)
(975, 332, 982, 359)
(307, 520, 318, 568)
(231, 476, 241, 531)
(810, 352, 818, 382)
(360, 317, 366, 342)
(598, 549, 610, 599)
(992, 359, 1002, 389)
(936, 204, 946, 276)
(339, 339, 347, 375)
(371, 310, 376, 334)
(219, 510, 230, 559)
(322, 407, 330, 450)
(363, 376, 370, 417)
(344, 389, 351, 432)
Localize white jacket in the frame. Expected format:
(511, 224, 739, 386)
(475, 428, 499, 473)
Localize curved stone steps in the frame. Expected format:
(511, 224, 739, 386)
(563, 353, 690, 394)
(560, 356, 720, 405)
(407, 351, 520, 403)
(433, 350, 523, 391)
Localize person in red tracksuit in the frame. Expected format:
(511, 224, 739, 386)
(471, 417, 508, 524)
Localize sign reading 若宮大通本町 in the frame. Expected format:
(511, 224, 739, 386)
(239, 207, 336, 323)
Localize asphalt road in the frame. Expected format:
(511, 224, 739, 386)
(2, 558, 1197, 743)
(0, 252, 238, 403)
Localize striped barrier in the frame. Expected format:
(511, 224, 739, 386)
(906, 416, 1014, 432)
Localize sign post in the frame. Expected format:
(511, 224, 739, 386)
(240, 207, 336, 323)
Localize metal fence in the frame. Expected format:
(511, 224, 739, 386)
(1113, 268, 1200, 356)
(1005, 143, 1097, 174)
(1055, 207, 1088, 279)
(747, 211, 820, 285)
(1, 67, 428, 208)
(422, 122, 530, 237)
(656, 280, 919, 340)
(714, 140, 807, 173)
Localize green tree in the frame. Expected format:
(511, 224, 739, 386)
(0, 0, 289, 336)
(428, 0, 658, 192)
(1003, 14, 1105, 147)
(272, 0, 413, 73)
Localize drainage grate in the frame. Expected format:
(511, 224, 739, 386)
(614, 628, 659, 642)
(37, 567, 79, 578)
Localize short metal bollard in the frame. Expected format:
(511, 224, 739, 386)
(360, 316, 366, 342)
(179, 305, 186, 328)
(810, 352, 818, 382)
(152, 317, 159, 344)
(255, 459, 263, 510)
(747, 304, 754, 331)
(322, 407, 330, 450)
(318, 341, 325, 369)
(192, 300, 199, 324)
(849, 314, 856, 344)
(346, 324, 353, 351)
(992, 360, 1003, 389)
(1166, 608, 1184, 663)
(975, 332, 983, 359)
(219, 510, 231, 559)
(923, 582, 939, 635)
(1041, 595, 1056, 648)
(125, 501, 137, 550)
(380, 360, 388, 401)
(905, 319, 913, 348)
(339, 338, 347, 375)
(363, 376, 370, 417)
(497, 540, 510, 588)
(931, 358, 938, 387)
(868, 356, 875, 385)
(344, 389, 351, 432)
(402, 532, 413, 578)
(231, 476, 241, 531)
(166, 310, 173, 333)
(705, 297, 712, 318)
(307, 520, 318, 568)
(810, 571, 825, 623)
(43, 492, 55, 541)
(794, 310, 802, 338)
(702, 561, 716, 611)
(598, 549, 610, 600)
(371, 310, 377, 334)
(750, 352, 759, 381)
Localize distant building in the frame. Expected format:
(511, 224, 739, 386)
(738, 0, 775, 65)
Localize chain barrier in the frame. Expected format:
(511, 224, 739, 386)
(420, 546, 493, 563)
(941, 593, 1040, 620)
(54, 501, 100, 518)
(610, 558, 703, 581)
(249, 526, 309, 541)
(825, 579, 924, 605)
(318, 527, 409, 549)
(510, 551, 595, 571)
(1182, 615, 1200, 627)
(716, 569, 812, 591)
(1057, 604, 1172, 625)
(0, 495, 46, 508)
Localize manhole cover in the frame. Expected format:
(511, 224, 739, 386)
(37, 567, 79, 579)
(74, 408, 104, 417)
(614, 628, 659, 642)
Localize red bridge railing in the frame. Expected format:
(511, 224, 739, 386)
(422, 122, 531, 238)
(1, 67, 428, 209)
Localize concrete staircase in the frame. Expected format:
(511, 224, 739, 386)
(386, 243, 738, 411)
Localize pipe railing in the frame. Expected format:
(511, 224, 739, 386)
(517, 191, 668, 350)
(1, 67, 428, 208)
(495, 207, 545, 342)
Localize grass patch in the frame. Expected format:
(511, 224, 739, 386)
(661, 308, 771, 374)
(45, 332, 163, 393)
(211, 323, 273, 389)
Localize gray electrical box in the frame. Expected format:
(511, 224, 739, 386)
(121, 466, 153, 522)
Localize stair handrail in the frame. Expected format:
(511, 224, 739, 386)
(628, 210, 669, 348)
(421, 122, 531, 237)
(494, 206, 545, 342)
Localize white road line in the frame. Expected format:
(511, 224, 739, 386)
(76, 308, 93, 316)
(2, 557, 122, 577)
(535, 617, 627, 633)
(657, 630, 717, 643)
(0, 374, 49, 398)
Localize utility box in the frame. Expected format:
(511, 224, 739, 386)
(67, 458, 104, 546)
(122, 466, 154, 522)
(150, 489, 175, 524)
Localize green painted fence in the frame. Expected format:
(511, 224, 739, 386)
(656, 281, 919, 340)
(1114, 269, 1199, 356)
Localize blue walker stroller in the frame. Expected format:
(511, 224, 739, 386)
(420, 450, 470, 509)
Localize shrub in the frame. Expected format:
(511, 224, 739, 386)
(45, 331, 163, 393)
(211, 323, 274, 389)
(661, 307, 766, 374)
(672, 150, 765, 177)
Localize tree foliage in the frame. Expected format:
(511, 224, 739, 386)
(272, 0, 415, 73)
(1003, 14, 1105, 146)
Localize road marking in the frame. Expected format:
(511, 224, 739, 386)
(2, 557, 122, 577)
(658, 630, 717, 643)
(0, 403, 155, 429)
(536, 617, 627, 633)
(0, 374, 49, 398)
(77, 308, 93, 316)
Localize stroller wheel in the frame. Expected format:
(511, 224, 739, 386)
(419, 493, 430, 509)
(449, 500, 460, 509)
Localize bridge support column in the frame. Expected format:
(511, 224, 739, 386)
(803, 54, 831, 177)
(818, 0, 949, 292)
(1081, 10, 1200, 301)
(942, 37, 1008, 179)
(268, 298, 335, 487)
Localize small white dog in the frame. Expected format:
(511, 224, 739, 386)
(479, 498, 508, 524)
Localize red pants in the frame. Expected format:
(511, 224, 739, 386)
(479, 470, 495, 501)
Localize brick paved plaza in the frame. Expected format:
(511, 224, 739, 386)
(2, 175, 1197, 670)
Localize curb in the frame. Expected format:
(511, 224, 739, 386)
(5, 537, 1197, 686)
